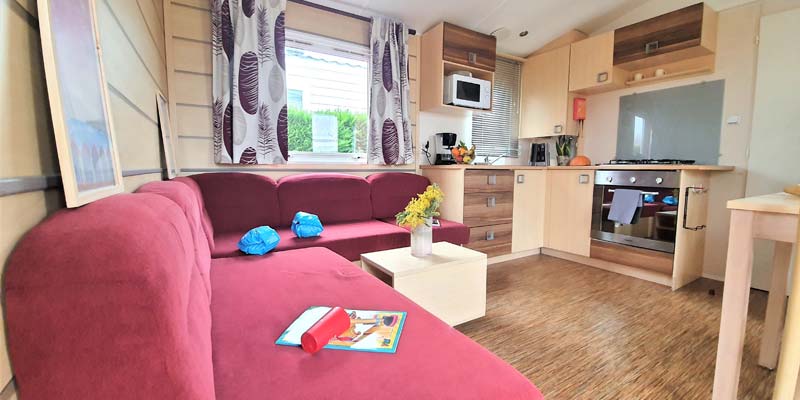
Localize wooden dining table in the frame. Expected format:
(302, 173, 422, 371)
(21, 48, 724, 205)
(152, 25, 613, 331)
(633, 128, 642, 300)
(712, 192, 800, 399)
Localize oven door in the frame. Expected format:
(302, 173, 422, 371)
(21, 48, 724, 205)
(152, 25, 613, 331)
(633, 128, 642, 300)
(591, 185, 679, 253)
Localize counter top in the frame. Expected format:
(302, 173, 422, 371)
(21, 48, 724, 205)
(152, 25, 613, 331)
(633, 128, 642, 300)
(420, 164, 735, 172)
(727, 192, 800, 215)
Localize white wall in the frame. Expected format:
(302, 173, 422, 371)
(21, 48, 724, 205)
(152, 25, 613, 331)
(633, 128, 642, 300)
(745, 7, 800, 289)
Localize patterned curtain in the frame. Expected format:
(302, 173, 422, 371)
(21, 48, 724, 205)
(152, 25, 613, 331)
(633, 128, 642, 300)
(368, 17, 413, 165)
(212, 0, 288, 164)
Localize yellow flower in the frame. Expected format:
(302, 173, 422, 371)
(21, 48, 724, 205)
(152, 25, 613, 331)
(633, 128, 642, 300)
(396, 184, 445, 229)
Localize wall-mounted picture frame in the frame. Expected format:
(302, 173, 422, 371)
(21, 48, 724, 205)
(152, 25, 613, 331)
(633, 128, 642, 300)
(38, 0, 123, 208)
(156, 92, 178, 179)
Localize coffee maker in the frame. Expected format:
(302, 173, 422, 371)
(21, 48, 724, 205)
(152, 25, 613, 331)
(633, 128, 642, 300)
(433, 132, 458, 165)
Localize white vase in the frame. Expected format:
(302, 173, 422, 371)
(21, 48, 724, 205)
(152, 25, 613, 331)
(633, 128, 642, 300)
(410, 218, 433, 257)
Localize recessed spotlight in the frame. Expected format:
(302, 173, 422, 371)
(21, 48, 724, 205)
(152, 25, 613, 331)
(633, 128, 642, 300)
(519, 30, 529, 37)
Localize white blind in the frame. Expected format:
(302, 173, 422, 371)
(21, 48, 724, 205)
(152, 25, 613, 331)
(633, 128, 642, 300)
(471, 58, 521, 157)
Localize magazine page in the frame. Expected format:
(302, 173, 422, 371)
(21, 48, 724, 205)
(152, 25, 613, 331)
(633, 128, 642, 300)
(276, 306, 407, 354)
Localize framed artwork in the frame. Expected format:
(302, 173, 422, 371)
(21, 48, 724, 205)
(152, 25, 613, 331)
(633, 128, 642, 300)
(156, 92, 178, 179)
(38, 0, 123, 207)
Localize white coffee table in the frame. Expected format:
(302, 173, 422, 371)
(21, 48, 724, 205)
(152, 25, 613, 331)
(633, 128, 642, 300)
(360, 242, 487, 326)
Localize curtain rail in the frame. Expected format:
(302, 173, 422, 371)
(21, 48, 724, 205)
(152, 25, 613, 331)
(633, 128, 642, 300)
(287, 0, 417, 35)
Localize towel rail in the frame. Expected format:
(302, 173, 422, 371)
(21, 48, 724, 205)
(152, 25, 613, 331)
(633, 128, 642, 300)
(607, 189, 660, 196)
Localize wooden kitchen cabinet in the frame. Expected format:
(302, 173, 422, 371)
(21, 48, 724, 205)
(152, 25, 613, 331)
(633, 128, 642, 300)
(420, 22, 496, 113)
(569, 31, 626, 94)
(512, 170, 546, 253)
(613, 2, 717, 70)
(442, 23, 496, 72)
(544, 169, 593, 257)
(519, 46, 575, 138)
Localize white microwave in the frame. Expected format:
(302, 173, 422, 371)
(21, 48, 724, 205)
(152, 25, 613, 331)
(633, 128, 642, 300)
(444, 74, 491, 110)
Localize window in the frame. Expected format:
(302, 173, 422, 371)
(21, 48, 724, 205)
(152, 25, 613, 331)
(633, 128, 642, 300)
(471, 58, 521, 158)
(285, 30, 369, 163)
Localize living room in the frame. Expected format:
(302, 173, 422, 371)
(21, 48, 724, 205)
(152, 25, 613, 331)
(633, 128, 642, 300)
(2, 0, 799, 398)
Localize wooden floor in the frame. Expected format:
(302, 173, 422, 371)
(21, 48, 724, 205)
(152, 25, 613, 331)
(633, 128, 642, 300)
(457, 255, 776, 400)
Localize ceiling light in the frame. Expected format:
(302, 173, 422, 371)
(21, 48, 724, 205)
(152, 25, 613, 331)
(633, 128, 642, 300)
(519, 30, 529, 37)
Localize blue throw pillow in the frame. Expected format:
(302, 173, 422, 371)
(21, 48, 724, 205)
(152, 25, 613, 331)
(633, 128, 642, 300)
(238, 226, 281, 255)
(292, 212, 324, 238)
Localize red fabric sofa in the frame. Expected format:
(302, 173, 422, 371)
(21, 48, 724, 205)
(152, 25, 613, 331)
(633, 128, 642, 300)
(3, 177, 543, 399)
(192, 172, 469, 260)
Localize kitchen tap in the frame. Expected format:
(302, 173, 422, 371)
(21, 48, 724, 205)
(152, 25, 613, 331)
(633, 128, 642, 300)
(484, 153, 509, 165)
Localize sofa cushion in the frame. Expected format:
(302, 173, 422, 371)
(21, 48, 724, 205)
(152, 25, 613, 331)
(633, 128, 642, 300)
(277, 173, 372, 226)
(173, 176, 215, 251)
(190, 172, 280, 233)
(367, 172, 431, 219)
(210, 247, 543, 400)
(380, 218, 470, 245)
(4, 194, 215, 400)
(137, 180, 213, 299)
(211, 220, 410, 261)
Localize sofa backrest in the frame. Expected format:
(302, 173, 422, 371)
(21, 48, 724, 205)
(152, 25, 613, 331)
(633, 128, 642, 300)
(137, 180, 213, 299)
(4, 194, 215, 400)
(277, 173, 373, 226)
(190, 172, 280, 233)
(366, 173, 431, 219)
(173, 176, 216, 251)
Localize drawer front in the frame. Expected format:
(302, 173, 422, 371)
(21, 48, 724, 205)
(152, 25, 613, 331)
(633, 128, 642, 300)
(464, 170, 514, 193)
(466, 223, 512, 258)
(613, 3, 703, 66)
(442, 23, 496, 72)
(463, 192, 513, 227)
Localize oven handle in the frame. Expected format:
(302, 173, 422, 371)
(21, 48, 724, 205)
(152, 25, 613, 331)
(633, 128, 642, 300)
(682, 186, 708, 231)
(607, 189, 660, 196)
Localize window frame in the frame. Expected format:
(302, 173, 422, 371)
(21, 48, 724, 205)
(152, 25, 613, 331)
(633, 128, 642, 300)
(284, 30, 370, 165)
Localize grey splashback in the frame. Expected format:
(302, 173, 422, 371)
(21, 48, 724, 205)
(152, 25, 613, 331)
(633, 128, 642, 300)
(616, 80, 724, 164)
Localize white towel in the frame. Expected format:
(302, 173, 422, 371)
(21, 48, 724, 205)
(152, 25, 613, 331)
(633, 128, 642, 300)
(608, 189, 642, 224)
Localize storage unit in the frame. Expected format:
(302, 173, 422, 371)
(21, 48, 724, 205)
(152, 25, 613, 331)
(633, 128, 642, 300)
(568, 31, 626, 94)
(463, 170, 514, 257)
(544, 169, 593, 257)
(512, 170, 546, 252)
(519, 46, 576, 138)
(613, 2, 717, 71)
(420, 22, 496, 113)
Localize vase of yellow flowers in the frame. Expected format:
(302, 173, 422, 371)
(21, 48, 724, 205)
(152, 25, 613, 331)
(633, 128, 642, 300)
(396, 184, 444, 257)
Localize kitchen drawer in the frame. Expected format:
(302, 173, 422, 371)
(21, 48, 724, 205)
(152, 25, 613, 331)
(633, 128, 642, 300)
(466, 223, 512, 258)
(442, 22, 496, 72)
(463, 191, 513, 227)
(464, 170, 514, 193)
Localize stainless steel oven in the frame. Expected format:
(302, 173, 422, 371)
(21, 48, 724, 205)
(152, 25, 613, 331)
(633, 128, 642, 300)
(591, 170, 681, 253)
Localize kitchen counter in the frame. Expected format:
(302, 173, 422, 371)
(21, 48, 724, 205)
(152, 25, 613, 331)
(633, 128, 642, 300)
(420, 164, 735, 171)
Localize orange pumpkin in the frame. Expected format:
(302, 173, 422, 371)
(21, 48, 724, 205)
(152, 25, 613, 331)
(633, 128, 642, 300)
(568, 155, 592, 166)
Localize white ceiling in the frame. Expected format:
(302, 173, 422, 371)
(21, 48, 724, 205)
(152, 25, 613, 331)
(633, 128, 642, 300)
(311, 0, 756, 57)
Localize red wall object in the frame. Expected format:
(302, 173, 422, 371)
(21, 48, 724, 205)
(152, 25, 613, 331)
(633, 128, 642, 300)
(573, 98, 587, 121)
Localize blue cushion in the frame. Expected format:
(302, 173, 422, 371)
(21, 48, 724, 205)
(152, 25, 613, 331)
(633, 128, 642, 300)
(291, 212, 324, 238)
(238, 226, 281, 255)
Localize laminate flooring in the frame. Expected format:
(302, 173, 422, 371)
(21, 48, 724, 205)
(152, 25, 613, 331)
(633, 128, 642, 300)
(457, 255, 776, 400)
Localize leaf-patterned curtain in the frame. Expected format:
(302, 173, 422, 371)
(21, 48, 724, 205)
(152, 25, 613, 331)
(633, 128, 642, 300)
(212, 0, 288, 164)
(368, 17, 413, 165)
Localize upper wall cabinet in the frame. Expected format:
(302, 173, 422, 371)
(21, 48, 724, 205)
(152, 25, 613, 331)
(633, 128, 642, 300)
(442, 23, 496, 72)
(613, 3, 717, 70)
(568, 31, 626, 94)
(420, 22, 496, 113)
(519, 46, 576, 138)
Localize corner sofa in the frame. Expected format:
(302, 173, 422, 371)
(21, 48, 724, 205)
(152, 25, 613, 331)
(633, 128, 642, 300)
(3, 172, 542, 399)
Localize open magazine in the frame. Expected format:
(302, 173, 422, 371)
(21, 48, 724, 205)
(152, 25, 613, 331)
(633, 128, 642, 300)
(276, 306, 407, 354)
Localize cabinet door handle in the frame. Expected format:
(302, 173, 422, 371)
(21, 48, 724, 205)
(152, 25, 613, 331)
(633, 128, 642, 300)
(487, 196, 496, 208)
(645, 41, 659, 55)
(517, 174, 525, 184)
(578, 174, 590, 184)
(554, 125, 563, 134)
(468, 52, 477, 64)
(487, 175, 497, 185)
(485, 230, 495, 241)
(597, 72, 609, 83)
